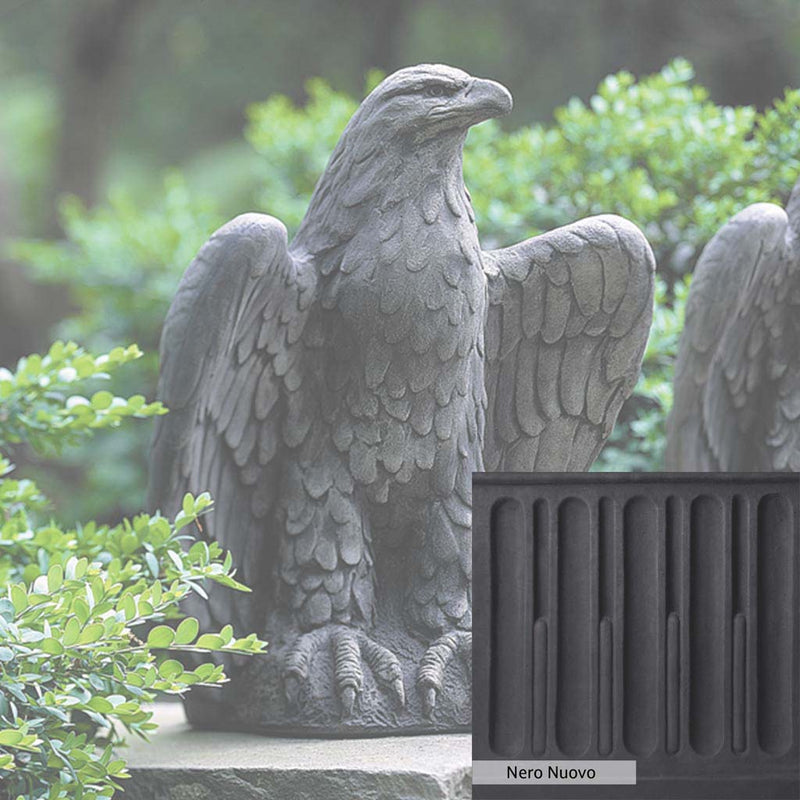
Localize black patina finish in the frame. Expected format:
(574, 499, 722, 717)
(148, 65, 654, 735)
(473, 473, 800, 799)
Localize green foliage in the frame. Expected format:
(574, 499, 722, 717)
(7, 178, 221, 520)
(0, 344, 265, 799)
(0, 342, 164, 455)
(9, 174, 221, 356)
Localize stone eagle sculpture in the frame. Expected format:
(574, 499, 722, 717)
(149, 64, 655, 734)
(666, 177, 800, 471)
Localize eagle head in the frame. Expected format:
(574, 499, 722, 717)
(358, 64, 513, 143)
(294, 65, 512, 253)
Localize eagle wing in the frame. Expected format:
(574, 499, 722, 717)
(148, 213, 316, 635)
(665, 202, 791, 470)
(482, 214, 655, 471)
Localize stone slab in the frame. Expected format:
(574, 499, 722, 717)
(122, 703, 472, 799)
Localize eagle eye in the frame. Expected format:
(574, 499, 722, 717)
(424, 84, 455, 98)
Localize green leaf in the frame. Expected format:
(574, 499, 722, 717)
(174, 617, 199, 645)
(78, 623, 104, 645)
(119, 594, 136, 621)
(10, 585, 27, 613)
(146, 625, 175, 648)
(219, 624, 233, 645)
(182, 493, 194, 516)
(86, 696, 114, 714)
(47, 564, 63, 592)
(40, 638, 64, 655)
(90, 390, 113, 410)
(194, 633, 225, 651)
(72, 597, 90, 625)
(158, 659, 183, 679)
(62, 617, 81, 646)
(0, 730, 24, 746)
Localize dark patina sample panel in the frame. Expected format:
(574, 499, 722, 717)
(472, 473, 800, 799)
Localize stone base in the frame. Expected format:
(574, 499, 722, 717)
(122, 703, 472, 800)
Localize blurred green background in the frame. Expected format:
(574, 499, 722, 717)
(1, 0, 799, 523)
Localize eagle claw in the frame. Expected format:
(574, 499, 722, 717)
(283, 625, 405, 718)
(417, 630, 472, 718)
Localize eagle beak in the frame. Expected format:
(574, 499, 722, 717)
(464, 78, 513, 122)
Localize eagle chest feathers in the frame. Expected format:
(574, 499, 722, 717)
(319, 181, 488, 500)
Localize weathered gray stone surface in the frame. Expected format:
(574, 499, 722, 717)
(666, 175, 800, 471)
(123, 703, 471, 799)
(148, 62, 655, 735)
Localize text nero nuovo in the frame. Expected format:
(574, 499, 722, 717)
(508, 764, 597, 781)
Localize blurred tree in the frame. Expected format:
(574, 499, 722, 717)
(355, 0, 417, 73)
(50, 0, 151, 231)
(0, 0, 798, 365)
(0, 0, 151, 364)
(0, 133, 42, 365)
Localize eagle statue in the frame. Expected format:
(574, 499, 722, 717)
(149, 64, 655, 734)
(666, 177, 800, 471)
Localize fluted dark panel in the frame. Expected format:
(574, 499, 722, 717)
(473, 474, 799, 800)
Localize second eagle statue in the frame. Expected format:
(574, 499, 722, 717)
(149, 64, 655, 734)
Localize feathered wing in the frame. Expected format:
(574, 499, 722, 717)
(148, 213, 316, 636)
(482, 214, 655, 471)
(665, 203, 791, 470)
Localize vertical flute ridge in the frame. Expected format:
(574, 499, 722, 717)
(732, 613, 746, 754)
(666, 612, 680, 754)
(598, 616, 613, 755)
(532, 618, 548, 755)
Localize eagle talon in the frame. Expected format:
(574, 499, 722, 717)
(418, 630, 472, 719)
(282, 625, 406, 716)
(422, 686, 437, 718)
(340, 685, 357, 717)
(284, 674, 302, 705)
